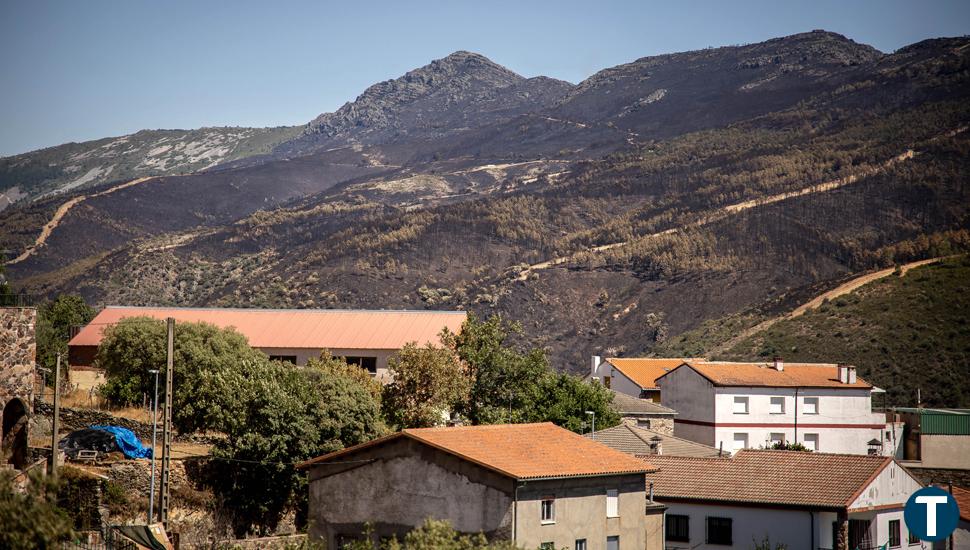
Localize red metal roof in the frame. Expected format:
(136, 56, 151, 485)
(659, 360, 873, 389)
(68, 306, 466, 350)
(299, 422, 655, 480)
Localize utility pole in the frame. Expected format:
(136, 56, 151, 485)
(147, 369, 160, 524)
(48, 354, 62, 476)
(158, 318, 174, 528)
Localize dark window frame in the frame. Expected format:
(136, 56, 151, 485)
(889, 519, 901, 547)
(666, 514, 690, 542)
(706, 516, 732, 545)
(344, 356, 378, 374)
(540, 496, 556, 524)
(269, 355, 298, 364)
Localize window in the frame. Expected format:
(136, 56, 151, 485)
(344, 356, 378, 374)
(909, 530, 920, 544)
(803, 397, 819, 415)
(575, 539, 587, 550)
(732, 433, 748, 452)
(733, 396, 749, 414)
(540, 497, 555, 524)
(606, 489, 619, 517)
(269, 355, 297, 364)
(803, 433, 819, 451)
(769, 433, 785, 447)
(540, 544, 554, 550)
(889, 520, 901, 547)
(769, 396, 785, 414)
(706, 517, 732, 545)
(666, 514, 690, 542)
(606, 536, 619, 550)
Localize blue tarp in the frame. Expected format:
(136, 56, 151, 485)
(89, 425, 153, 459)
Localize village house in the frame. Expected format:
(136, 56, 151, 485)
(656, 359, 903, 456)
(67, 306, 466, 384)
(297, 422, 666, 550)
(645, 449, 923, 550)
(588, 357, 704, 402)
(587, 423, 721, 458)
(608, 390, 678, 434)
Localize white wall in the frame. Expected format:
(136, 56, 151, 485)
(710, 386, 888, 455)
(661, 502, 825, 550)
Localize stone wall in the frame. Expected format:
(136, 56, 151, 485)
(34, 400, 155, 440)
(1, 307, 35, 470)
(0, 307, 35, 405)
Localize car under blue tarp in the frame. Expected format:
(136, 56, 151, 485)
(89, 425, 153, 459)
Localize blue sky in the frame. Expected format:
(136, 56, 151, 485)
(1, 0, 969, 156)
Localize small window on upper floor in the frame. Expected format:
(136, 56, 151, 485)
(733, 396, 749, 414)
(803, 397, 819, 415)
(540, 496, 555, 524)
(769, 396, 785, 414)
(606, 488, 619, 518)
(803, 433, 819, 452)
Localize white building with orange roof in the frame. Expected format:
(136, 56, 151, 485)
(587, 356, 705, 402)
(655, 359, 903, 456)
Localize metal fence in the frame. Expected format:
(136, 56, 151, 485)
(60, 527, 138, 550)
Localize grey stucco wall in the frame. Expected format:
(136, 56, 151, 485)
(306, 438, 514, 547)
(515, 474, 648, 550)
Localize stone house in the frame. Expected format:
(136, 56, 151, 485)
(646, 449, 923, 550)
(68, 306, 466, 385)
(608, 390, 677, 435)
(587, 424, 721, 458)
(298, 422, 666, 550)
(1, 306, 35, 471)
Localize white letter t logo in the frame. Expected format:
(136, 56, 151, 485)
(915, 495, 949, 536)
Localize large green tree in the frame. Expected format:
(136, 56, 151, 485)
(36, 294, 95, 373)
(207, 355, 385, 536)
(382, 343, 472, 428)
(97, 317, 264, 432)
(445, 314, 620, 432)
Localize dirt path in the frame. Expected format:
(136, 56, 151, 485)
(514, 148, 919, 282)
(6, 176, 155, 265)
(710, 257, 948, 354)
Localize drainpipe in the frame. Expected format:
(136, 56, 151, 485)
(794, 387, 799, 445)
(512, 481, 523, 545)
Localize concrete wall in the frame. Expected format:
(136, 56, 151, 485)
(1, 307, 35, 470)
(918, 435, 970, 469)
(659, 366, 715, 447)
(306, 437, 515, 547)
(514, 474, 649, 550)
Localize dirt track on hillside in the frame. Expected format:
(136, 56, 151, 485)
(515, 147, 919, 282)
(7, 176, 155, 265)
(710, 256, 949, 354)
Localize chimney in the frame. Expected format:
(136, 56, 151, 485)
(649, 435, 663, 455)
(648, 482, 655, 502)
(838, 364, 849, 384)
(848, 366, 857, 384)
(773, 357, 784, 372)
(590, 355, 602, 377)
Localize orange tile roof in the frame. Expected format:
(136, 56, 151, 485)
(660, 360, 873, 389)
(68, 306, 466, 350)
(299, 422, 655, 480)
(952, 485, 970, 522)
(645, 450, 896, 509)
(607, 358, 705, 389)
